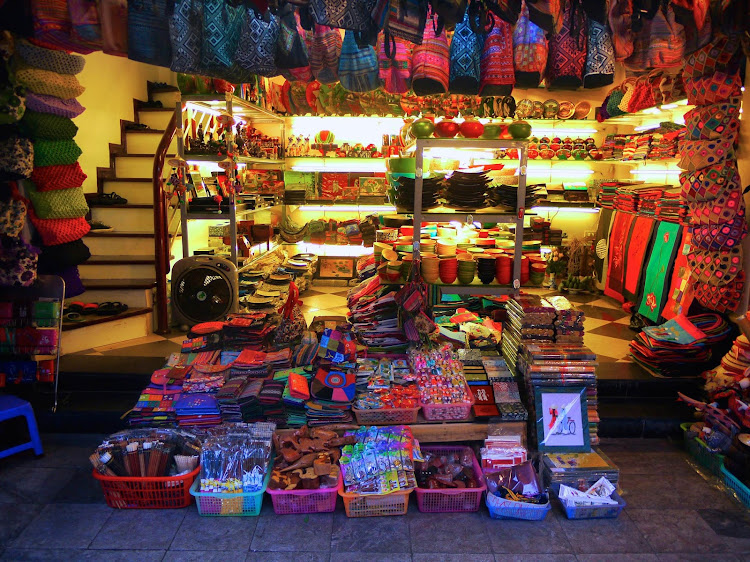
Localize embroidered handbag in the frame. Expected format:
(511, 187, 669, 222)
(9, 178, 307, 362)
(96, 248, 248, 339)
(683, 35, 742, 80)
(235, 8, 280, 78)
(201, 0, 244, 74)
(169, 0, 204, 74)
(99, 0, 128, 56)
(694, 272, 745, 314)
(512, 1, 547, 88)
(412, 11, 450, 94)
(68, 0, 102, 47)
(338, 30, 379, 92)
(128, 0, 172, 67)
(691, 219, 747, 252)
(378, 35, 412, 94)
(545, 0, 586, 89)
(30, 0, 97, 53)
(0, 134, 33, 180)
(680, 161, 740, 202)
(428, 0, 467, 32)
(480, 15, 515, 96)
(0, 237, 39, 287)
(583, 18, 614, 88)
(0, 197, 26, 238)
(608, 0, 634, 62)
(688, 246, 742, 287)
(688, 187, 744, 227)
(26, 184, 89, 219)
(386, 0, 427, 44)
(310, 0, 379, 31)
(308, 24, 342, 84)
(449, 9, 483, 95)
(684, 71, 743, 106)
(276, 4, 310, 69)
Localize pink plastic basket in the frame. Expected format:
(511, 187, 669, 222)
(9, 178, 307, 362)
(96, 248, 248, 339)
(415, 446, 486, 513)
(352, 406, 420, 425)
(420, 384, 475, 422)
(266, 473, 341, 515)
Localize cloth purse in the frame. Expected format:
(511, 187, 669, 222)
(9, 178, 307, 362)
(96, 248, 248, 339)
(25, 93, 84, 118)
(234, 8, 280, 78)
(128, 0, 172, 67)
(691, 219, 747, 252)
(38, 238, 91, 272)
(412, 13, 450, 94)
(168, 0, 204, 74)
(689, 187, 744, 226)
(30, 0, 97, 53)
(677, 138, 735, 172)
(0, 197, 27, 237)
(449, 9, 483, 95)
(338, 30, 379, 92)
(0, 135, 34, 180)
(694, 272, 745, 314)
(276, 4, 310, 69)
(16, 39, 86, 75)
(608, 0, 634, 62)
(308, 24, 342, 84)
(680, 161, 740, 203)
(0, 237, 39, 287)
(583, 18, 614, 88)
(99, 0, 128, 56)
(29, 211, 91, 246)
(544, 0, 586, 89)
(386, 0, 427, 44)
(683, 35, 741, 80)
(310, 0, 379, 31)
(684, 71, 743, 106)
(688, 246, 742, 287)
(626, 75, 656, 113)
(15, 64, 85, 99)
(68, 0, 102, 47)
(479, 16, 515, 96)
(26, 184, 88, 219)
(33, 139, 82, 168)
(31, 162, 87, 192)
(378, 35, 412, 94)
(684, 100, 740, 140)
(20, 111, 78, 140)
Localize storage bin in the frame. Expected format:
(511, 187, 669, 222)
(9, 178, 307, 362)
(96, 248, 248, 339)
(352, 406, 420, 425)
(189, 467, 270, 516)
(339, 488, 412, 517)
(415, 446, 485, 513)
(420, 384, 474, 422)
(92, 466, 200, 509)
(720, 464, 750, 509)
(486, 491, 551, 521)
(681, 422, 725, 477)
(266, 473, 341, 515)
(550, 485, 626, 519)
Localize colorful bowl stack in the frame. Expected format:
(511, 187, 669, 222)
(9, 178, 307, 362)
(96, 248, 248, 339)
(457, 255, 476, 285)
(421, 255, 440, 283)
(476, 255, 497, 284)
(496, 254, 512, 285)
(438, 256, 457, 284)
(15, 39, 89, 297)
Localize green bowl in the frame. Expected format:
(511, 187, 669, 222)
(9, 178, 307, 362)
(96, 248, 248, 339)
(387, 157, 416, 174)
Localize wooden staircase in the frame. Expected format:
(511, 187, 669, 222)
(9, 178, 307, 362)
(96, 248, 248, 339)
(62, 83, 181, 354)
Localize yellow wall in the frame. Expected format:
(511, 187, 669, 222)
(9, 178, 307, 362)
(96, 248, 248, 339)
(74, 52, 175, 194)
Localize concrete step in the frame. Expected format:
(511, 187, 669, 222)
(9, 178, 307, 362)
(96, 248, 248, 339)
(138, 108, 176, 130)
(73, 285, 154, 309)
(115, 155, 173, 178)
(91, 205, 155, 233)
(84, 231, 156, 256)
(80, 258, 156, 279)
(61, 308, 153, 354)
(125, 130, 177, 155)
(101, 179, 157, 205)
(152, 90, 181, 109)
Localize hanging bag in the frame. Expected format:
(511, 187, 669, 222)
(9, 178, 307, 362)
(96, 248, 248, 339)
(235, 8, 280, 78)
(386, 0, 428, 45)
(128, 0, 172, 67)
(428, 0, 467, 33)
(449, 8, 483, 95)
(30, 0, 97, 54)
(308, 24, 342, 84)
(26, 185, 89, 220)
(545, 0, 587, 89)
(378, 34, 412, 94)
(68, 0, 102, 47)
(0, 197, 27, 238)
(583, 17, 614, 88)
(0, 237, 39, 288)
(310, 0, 379, 31)
(338, 30, 380, 92)
(412, 10, 450, 94)
(201, 0, 244, 77)
(169, 0, 204, 74)
(480, 15, 515, 96)
(512, 1, 547, 88)
(274, 282, 307, 347)
(277, 4, 311, 69)
(99, 0, 128, 56)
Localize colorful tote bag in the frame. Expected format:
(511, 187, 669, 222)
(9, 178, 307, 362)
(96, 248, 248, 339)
(684, 100, 741, 141)
(680, 161, 740, 202)
(513, 1, 547, 88)
(544, 0, 587, 89)
(479, 16, 515, 96)
(234, 8, 280, 78)
(684, 71, 743, 106)
(688, 186, 745, 227)
(310, 0, 379, 31)
(412, 13, 450, 94)
(694, 271, 745, 314)
(378, 35, 412, 94)
(308, 24, 342, 84)
(584, 18, 614, 89)
(386, 0, 427, 44)
(637, 221, 682, 323)
(677, 138, 735, 171)
(201, 0, 243, 73)
(691, 219, 747, 252)
(683, 35, 742, 80)
(449, 9, 483, 95)
(128, 0, 172, 67)
(68, 0, 102, 46)
(169, 0, 203, 74)
(338, 30, 379, 92)
(688, 247, 743, 287)
(276, 4, 310, 70)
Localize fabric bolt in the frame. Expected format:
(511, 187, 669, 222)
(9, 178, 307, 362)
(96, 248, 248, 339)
(378, 35, 412, 94)
(30, 0, 97, 53)
(605, 210, 636, 302)
(449, 9, 483, 95)
(26, 184, 88, 219)
(637, 221, 682, 323)
(99, 0, 128, 56)
(544, 0, 586, 89)
(15, 64, 85, 99)
(677, 138, 735, 171)
(19, 111, 78, 140)
(661, 229, 692, 320)
(29, 211, 90, 245)
(38, 238, 90, 271)
(33, 139, 82, 168)
(0, 135, 34, 180)
(512, 1, 547, 88)
(684, 71, 743, 106)
(688, 246, 742, 287)
(411, 14, 450, 95)
(234, 7, 279, 78)
(680, 161, 740, 202)
(480, 16, 515, 96)
(308, 24, 342, 84)
(583, 17, 614, 88)
(684, 99, 741, 140)
(338, 30, 379, 93)
(16, 39, 86, 75)
(127, 0, 172, 67)
(25, 92, 85, 118)
(623, 214, 657, 303)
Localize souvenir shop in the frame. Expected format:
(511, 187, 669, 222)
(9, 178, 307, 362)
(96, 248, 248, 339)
(1, 0, 749, 521)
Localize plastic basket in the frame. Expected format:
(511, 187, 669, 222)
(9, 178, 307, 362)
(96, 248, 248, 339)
(720, 464, 750, 509)
(681, 423, 725, 477)
(189, 467, 270, 517)
(420, 384, 475, 422)
(415, 446, 486, 513)
(352, 406, 420, 425)
(486, 491, 551, 521)
(266, 473, 341, 515)
(92, 466, 199, 509)
(339, 488, 412, 517)
(550, 485, 626, 519)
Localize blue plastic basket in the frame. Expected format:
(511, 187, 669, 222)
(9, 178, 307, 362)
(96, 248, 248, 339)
(720, 464, 750, 510)
(486, 492, 551, 521)
(189, 467, 270, 517)
(681, 422, 724, 478)
(550, 486, 626, 520)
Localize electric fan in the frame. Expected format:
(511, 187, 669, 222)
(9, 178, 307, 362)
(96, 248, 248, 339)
(171, 256, 238, 327)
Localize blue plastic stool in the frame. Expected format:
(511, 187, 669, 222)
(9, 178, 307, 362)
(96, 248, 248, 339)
(0, 394, 43, 459)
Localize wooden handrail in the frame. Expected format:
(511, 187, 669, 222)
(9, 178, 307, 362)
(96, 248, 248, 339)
(152, 112, 177, 334)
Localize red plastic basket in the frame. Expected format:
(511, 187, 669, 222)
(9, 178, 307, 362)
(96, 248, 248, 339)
(415, 446, 486, 513)
(352, 406, 420, 425)
(266, 473, 342, 515)
(92, 466, 199, 509)
(420, 383, 475, 422)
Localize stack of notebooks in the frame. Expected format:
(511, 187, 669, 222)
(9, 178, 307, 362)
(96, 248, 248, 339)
(484, 356, 527, 421)
(542, 449, 620, 489)
(173, 393, 222, 427)
(501, 296, 556, 374)
(348, 276, 408, 353)
(517, 343, 600, 447)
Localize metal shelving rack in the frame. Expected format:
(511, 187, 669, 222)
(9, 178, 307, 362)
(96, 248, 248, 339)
(410, 138, 529, 298)
(176, 94, 285, 266)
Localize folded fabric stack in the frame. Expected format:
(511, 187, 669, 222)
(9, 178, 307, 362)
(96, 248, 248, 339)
(637, 189, 663, 217)
(216, 375, 251, 422)
(600, 134, 625, 160)
(613, 187, 639, 213)
(596, 183, 618, 209)
(517, 343, 600, 446)
(654, 193, 688, 224)
(173, 393, 222, 427)
(129, 387, 180, 427)
(501, 295, 556, 373)
(484, 356, 527, 421)
(11, 40, 90, 296)
(275, 367, 311, 427)
(348, 276, 408, 353)
(622, 134, 651, 161)
(222, 313, 274, 349)
(629, 313, 734, 378)
(230, 348, 271, 378)
(648, 128, 684, 160)
(259, 379, 286, 424)
(238, 378, 265, 421)
(265, 348, 292, 371)
(546, 296, 585, 344)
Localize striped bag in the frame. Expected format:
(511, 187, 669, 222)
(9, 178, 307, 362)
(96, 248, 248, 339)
(338, 30, 379, 92)
(308, 24, 342, 84)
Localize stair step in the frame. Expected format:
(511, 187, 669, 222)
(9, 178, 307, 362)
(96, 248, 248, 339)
(74, 286, 154, 309)
(101, 180, 155, 205)
(87, 255, 156, 265)
(86, 231, 154, 238)
(115, 155, 173, 177)
(80, 262, 157, 279)
(138, 109, 176, 130)
(62, 307, 151, 332)
(61, 308, 153, 354)
(91, 206, 156, 233)
(125, 131, 177, 155)
(86, 233, 156, 256)
(82, 278, 156, 289)
(87, 202, 153, 209)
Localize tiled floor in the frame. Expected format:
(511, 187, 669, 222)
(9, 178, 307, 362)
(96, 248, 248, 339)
(0, 434, 748, 560)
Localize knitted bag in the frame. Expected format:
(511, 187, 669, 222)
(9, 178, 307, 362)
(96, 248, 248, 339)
(16, 39, 86, 75)
(689, 186, 745, 227)
(677, 138, 735, 172)
(545, 0, 586, 89)
(512, 1, 547, 88)
(0, 135, 34, 180)
(25, 92, 84, 118)
(68, 0, 102, 46)
(684, 100, 741, 141)
(15, 64, 85, 99)
(0, 197, 27, 237)
(168, 0, 204, 74)
(386, 0, 427, 44)
(276, 4, 310, 69)
(449, 9, 483, 95)
(691, 218, 747, 252)
(308, 24, 342, 84)
(583, 18, 614, 88)
(688, 246, 742, 287)
(38, 238, 91, 271)
(680, 161, 739, 203)
(608, 0, 633, 62)
(234, 8, 280, 78)
(30, 0, 97, 54)
(684, 72, 743, 106)
(31, 162, 87, 191)
(626, 75, 656, 113)
(683, 35, 741, 80)
(19, 111, 78, 140)
(338, 30, 379, 93)
(33, 139, 82, 168)
(99, 0, 128, 56)
(412, 13, 450, 94)
(29, 210, 90, 245)
(27, 184, 88, 219)
(128, 0, 172, 67)
(0, 237, 39, 287)
(479, 16, 515, 96)
(694, 273, 745, 314)
(378, 35, 412, 94)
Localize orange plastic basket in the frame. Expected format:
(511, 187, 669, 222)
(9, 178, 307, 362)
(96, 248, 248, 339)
(339, 488, 412, 517)
(92, 466, 200, 509)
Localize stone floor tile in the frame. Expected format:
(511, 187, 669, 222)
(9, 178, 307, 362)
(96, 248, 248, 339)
(164, 550, 248, 561)
(11, 504, 112, 549)
(575, 555, 658, 562)
(51, 469, 105, 504)
(0, 505, 43, 548)
(697, 508, 750, 553)
(557, 510, 652, 554)
(620, 471, 737, 511)
(1, 549, 165, 561)
(628, 509, 731, 553)
(0, 467, 77, 504)
(331, 553, 411, 562)
(492, 555, 576, 562)
(170, 509, 255, 551)
(485, 511, 572, 554)
(331, 511, 410, 553)
(413, 555, 492, 562)
(250, 513, 333, 552)
(601, 451, 695, 475)
(246, 552, 330, 562)
(409, 512, 491, 554)
(88, 509, 185, 550)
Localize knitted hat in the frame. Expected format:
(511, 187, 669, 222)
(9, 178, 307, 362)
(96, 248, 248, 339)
(0, 134, 34, 180)
(16, 39, 86, 75)
(29, 209, 91, 245)
(33, 139, 82, 168)
(26, 183, 89, 219)
(412, 15, 450, 95)
(20, 111, 78, 140)
(480, 17, 515, 96)
(15, 63, 85, 99)
(26, 92, 85, 118)
(31, 162, 87, 191)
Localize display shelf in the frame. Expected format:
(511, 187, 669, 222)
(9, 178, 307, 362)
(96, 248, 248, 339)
(286, 156, 387, 173)
(428, 281, 517, 296)
(184, 154, 284, 167)
(533, 201, 598, 209)
(186, 204, 279, 221)
(601, 99, 693, 126)
(182, 94, 283, 122)
(398, 209, 521, 224)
